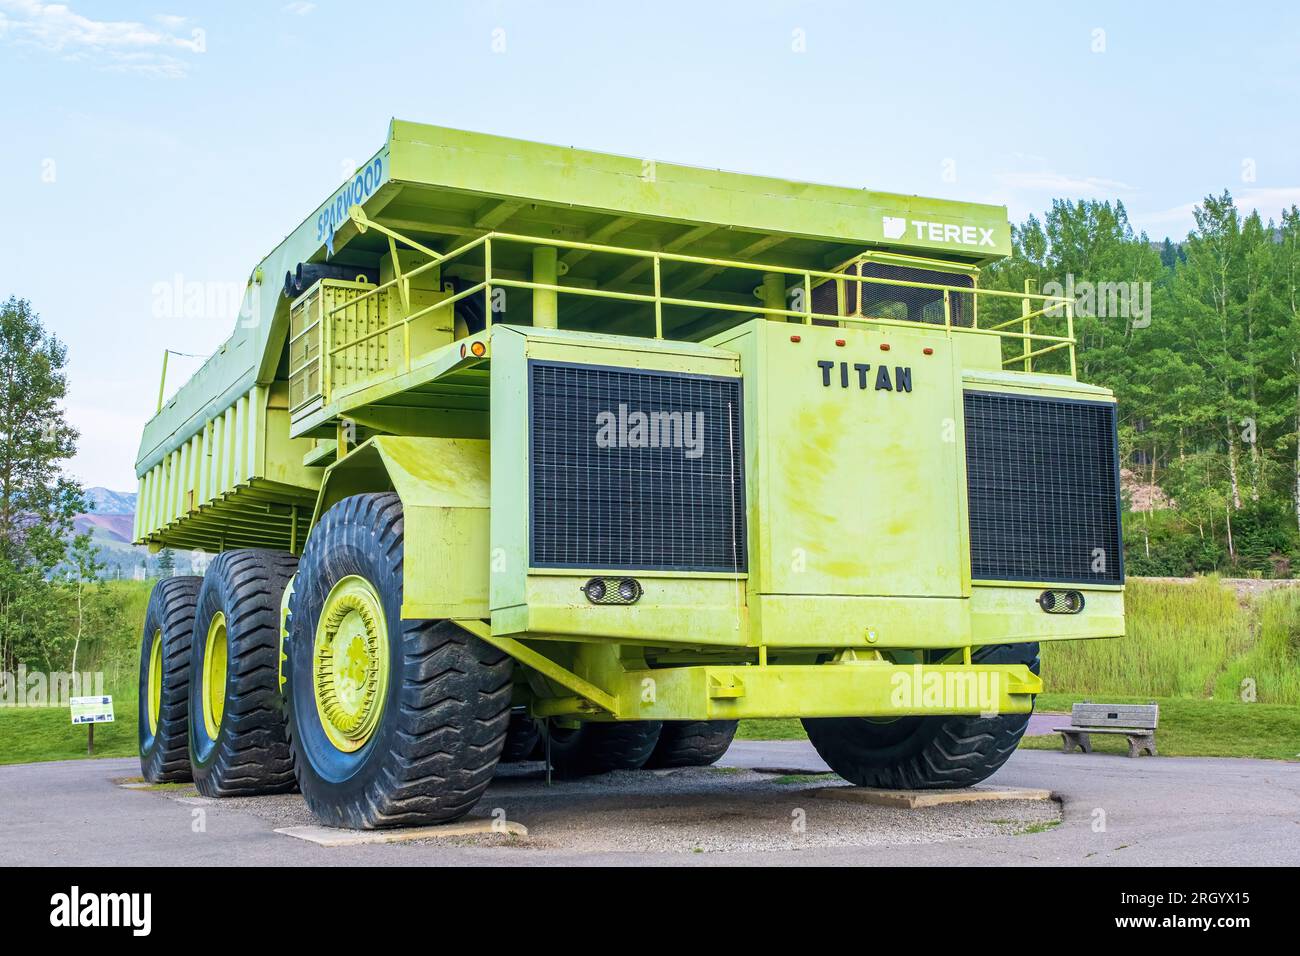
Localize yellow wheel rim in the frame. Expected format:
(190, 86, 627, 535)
(147, 629, 163, 736)
(312, 576, 390, 753)
(201, 612, 228, 740)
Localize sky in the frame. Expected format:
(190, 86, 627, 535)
(1, 0, 1298, 491)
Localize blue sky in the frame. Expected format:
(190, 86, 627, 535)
(1, 0, 1298, 490)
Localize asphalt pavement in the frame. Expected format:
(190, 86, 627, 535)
(1, 740, 1295, 866)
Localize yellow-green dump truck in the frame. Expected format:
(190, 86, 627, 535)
(135, 121, 1123, 828)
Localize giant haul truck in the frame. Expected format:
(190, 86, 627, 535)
(134, 121, 1123, 828)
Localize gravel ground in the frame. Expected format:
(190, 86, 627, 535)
(116, 763, 1060, 855)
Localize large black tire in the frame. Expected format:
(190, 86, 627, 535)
(285, 493, 513, 828)
(138, 576, 202, 783)
(188, 549, 299, 797)
(500, 710, 541, 763)
(646, 720, 739, 768)
(547, 720, 663, 776)
(802, 643, 1040, 790)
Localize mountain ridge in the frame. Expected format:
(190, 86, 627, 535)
(83, 487, 137, 517)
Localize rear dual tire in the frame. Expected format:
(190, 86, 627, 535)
(547, 720, 663, 776)
(502, 718, 738, 772)
(188, 549, 299, 797)
(138, 577, 202, 783)
(500, 710, 542, 763)
(646, 720, 738, 768)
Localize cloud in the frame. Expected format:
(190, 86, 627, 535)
(1130, 201, 1199, 234)
(1237, 186, 1300, 217)
(0, 1, 203, 77)
(1134, 187, 1300, 238)
(283, 1, 315, 14)
(997, 170, 1137, 195)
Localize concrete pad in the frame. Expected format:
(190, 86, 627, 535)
(275, 819, 527, 846)
(813, 785, 1054, 808)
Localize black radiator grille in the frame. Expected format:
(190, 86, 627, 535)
(529, 361, 747, 572)
(964, 391, 1123, 585)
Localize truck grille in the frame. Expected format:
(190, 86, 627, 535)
(963, 391, 1123, 585)
(529, 361, 747, 572)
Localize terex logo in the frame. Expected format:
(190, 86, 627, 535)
(882, 216, 997, 248)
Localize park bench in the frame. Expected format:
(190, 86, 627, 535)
(1056, 703, 1158, 758)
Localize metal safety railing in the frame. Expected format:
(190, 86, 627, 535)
(289, 207, 1076, 412)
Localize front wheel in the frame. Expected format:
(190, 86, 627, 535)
(285, 493, 513, 828)
(802, 643, 1040, 789)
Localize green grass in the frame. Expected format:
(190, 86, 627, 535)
(1025, 693, 1300, 761)
(0, 578, 151, 767)
(737, 718, 806, 740)
(1017, 820, 1062, 835)
(1024, 577, 1300, 760)
(1040, 577, 1300, 705)
(1212, 587, 1300, 704)
(1039, 577, 1254, 699)
(770, 773, 834, 784)
(0, 694, 139, 764)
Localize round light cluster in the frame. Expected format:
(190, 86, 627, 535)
(1038, 589, 1085, 614)
(581, 577, 643, 605)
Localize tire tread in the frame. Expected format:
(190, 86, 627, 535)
(646, 720, 739, 768)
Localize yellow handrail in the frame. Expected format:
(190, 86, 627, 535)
(301, 209, 1078, 412)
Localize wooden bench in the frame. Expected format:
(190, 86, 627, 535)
(1055, 703, 1158, 758)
